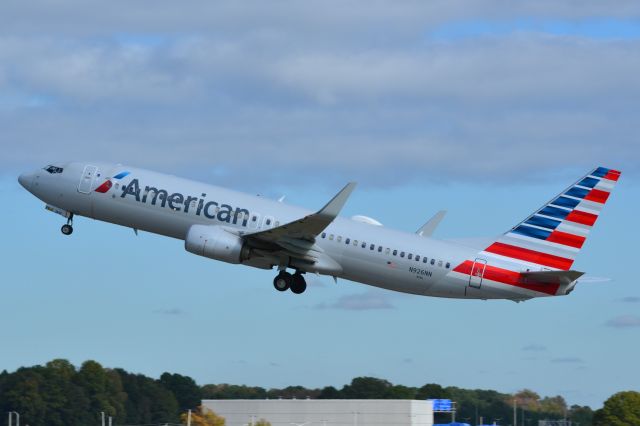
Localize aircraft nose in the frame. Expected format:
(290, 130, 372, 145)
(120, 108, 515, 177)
(18, 172, 33, 190)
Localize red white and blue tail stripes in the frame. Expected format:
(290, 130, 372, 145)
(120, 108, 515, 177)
(451, 167, 620, 297)
(481, 166, 620, 271)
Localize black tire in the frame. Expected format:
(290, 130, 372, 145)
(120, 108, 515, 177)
(61, 224, 73, 235)
(273, 272, 292, 292)
(290, 273, 307, 294)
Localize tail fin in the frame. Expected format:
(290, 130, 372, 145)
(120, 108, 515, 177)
(482, 167, 621, 271)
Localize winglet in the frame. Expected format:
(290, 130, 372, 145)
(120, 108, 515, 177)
(317, 182, 357, 219)
(416, 210, 447, 237)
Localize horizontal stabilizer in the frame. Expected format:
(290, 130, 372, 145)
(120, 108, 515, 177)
(520, 270, 584, 285)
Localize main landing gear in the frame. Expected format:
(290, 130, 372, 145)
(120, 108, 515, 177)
(61, 214, 74, 236)
(273, 271, 307, 294)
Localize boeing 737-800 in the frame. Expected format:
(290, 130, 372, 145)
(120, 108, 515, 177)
(18, 163, 620, 301)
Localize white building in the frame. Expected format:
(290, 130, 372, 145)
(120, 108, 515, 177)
(201, 399, 434, 426)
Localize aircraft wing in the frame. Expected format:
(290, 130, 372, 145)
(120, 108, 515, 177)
(241, 183, 356, 269)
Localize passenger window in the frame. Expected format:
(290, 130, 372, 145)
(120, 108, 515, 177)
(445, 262, 451, 269)
(337, 236, 342, 242)
(266, 219, 271, 225)
(408, 254, 413, 260)
(361, 242, 366, 248)
(400, 252, 405, 258)
(393, 250, 398, 256)
(430, 259, 435, 265)
(378, 246, 383, 253)
(423, 257, 428, 263)
(252, 216, 257, 222)
(345, 238, 350, 245)
(322, 232, 326, 238)
(370, 244, 375, 250)
(416, 255, 420, 262)
(329, 234, 334, 240)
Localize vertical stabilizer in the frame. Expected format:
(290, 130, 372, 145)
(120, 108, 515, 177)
(482, 167, 621, 271)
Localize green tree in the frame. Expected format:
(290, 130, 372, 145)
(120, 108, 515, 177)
(386, 385, 417, 399)
(444, 387, 513, 425)
(569, 404, 594, 426)
(41, 359, 92, 426)
(255, 419, 271, 426)
(160, 372, 201, 411)
(416, 383, 450, 400)
(117, 369, 180, 424)
(1, 368, 48, 426)
(318, 386, 341, 399)
(266, 385, 320, 399)
(74, 361, 126, 423)
(515, 389, 541, 411)
(539, 395, 567, 417)
(593, 391, 640, 426)
(341, 377, 392, 399)
(202, 384, 268, 399)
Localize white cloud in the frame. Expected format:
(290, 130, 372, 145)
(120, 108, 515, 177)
(315, 290, 395, 311)
(522, 344, 547, 352)
(1, 2, 639, 185)
(551, 357, 584, 364)
(153, 308, 185, 316)
(605, 315, 640, 328)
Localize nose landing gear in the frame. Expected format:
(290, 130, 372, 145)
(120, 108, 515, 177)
(61, 214, 74, 236)
(273, 270, 307, 294)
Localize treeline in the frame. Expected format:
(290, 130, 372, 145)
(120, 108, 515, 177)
(0, 359, 595, 426)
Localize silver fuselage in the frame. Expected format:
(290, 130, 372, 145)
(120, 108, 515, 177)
(19, 162, 560, 300)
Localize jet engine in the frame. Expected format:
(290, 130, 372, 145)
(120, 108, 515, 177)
(185, 225, 249, 264)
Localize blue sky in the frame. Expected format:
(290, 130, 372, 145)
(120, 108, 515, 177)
(1, 0, 640, 410)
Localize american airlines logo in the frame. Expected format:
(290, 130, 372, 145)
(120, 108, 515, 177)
(119, 178, 251, 227)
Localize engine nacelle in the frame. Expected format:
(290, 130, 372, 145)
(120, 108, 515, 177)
(185, 225, 247, 264)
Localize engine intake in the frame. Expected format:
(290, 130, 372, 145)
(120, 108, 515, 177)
(185, 225, 247, 264)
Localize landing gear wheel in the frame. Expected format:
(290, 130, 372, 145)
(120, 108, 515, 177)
(273, 272, 292, 292)
(290, 273, 307, 294)
(61, 224, 73, 235)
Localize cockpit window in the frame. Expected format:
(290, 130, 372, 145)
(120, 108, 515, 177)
(44, 165, 64, 174)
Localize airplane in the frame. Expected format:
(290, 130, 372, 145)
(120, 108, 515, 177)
(18, 163, 620, 301)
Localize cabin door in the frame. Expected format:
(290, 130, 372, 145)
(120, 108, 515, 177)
(78, 165, 98, 194)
